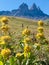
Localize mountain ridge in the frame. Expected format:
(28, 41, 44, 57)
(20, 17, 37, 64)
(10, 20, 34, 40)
(0, 3, 49, 19)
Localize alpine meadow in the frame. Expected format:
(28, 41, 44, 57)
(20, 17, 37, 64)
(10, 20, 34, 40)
(0, 1, 49, 65)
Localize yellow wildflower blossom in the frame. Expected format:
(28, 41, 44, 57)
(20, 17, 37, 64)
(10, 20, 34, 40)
(1, 48, 11, 57)
(24, 45, 31, 52)
(38, 20, 43, 26)
(36, 33, 44, 39)
(1, 17, 8, 24)
(1, 25, 10, 32)
(24, 51, 31, 58)
(0, 40, 5, 45)
(0, 61, 3, 65)
(22, 28, 30, 36)
(38, 27, 43, 33)
(23, 37, 31, 44)
(1, 36, 11, 42)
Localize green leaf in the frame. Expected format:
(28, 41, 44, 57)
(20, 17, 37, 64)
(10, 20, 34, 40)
(0, 55, 3, 61)
(9, 56, 15, 65)
(22, 58, 27, 65)
(9, 56, 18, 65)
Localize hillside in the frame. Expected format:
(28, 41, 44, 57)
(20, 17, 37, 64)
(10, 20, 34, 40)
(0, 16, 49, 65)
(0, 16, 49, 41)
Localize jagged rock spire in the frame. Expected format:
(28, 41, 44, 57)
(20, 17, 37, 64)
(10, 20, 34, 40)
(30, 3, 38, 10)
(19, 3, 28, 10)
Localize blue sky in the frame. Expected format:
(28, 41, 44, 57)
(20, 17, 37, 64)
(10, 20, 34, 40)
(0, 0, 49, 15)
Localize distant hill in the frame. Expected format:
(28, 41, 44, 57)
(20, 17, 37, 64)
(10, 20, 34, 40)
(0, 3, 49, 19)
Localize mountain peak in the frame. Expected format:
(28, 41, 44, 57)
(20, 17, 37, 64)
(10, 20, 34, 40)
(30, 3, 38, 10)
(19, 3, 28, 10)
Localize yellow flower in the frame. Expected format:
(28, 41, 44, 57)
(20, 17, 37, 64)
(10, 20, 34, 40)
(23, 37, 31, 44)
(1, 36, 11, 42)
(36, 33, 44, 39)
(16, 53, 23, 57)
(0, 61, 3, 65)
(38, 27, 43, 33)
(1, 25, 10, 32)
(38, 20, 43, 26)
(0, 40, 5, 45)
(1, 48, 11, 57)
(24, 45, 31, 52)
(1, 17, 8, 24)
(24, 52, 27, 58)
(24, 51, 31, 58)
(22, 28, 30, 36)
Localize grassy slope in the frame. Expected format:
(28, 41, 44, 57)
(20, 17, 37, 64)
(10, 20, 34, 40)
(0, 16, 49, 41)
